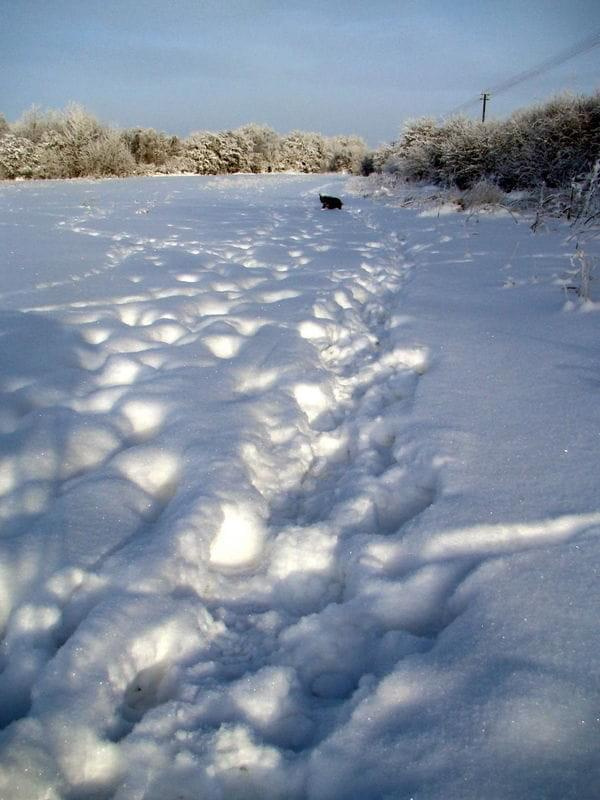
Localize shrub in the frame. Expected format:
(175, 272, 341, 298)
(437, 117, 497, 188)
(360, 152, 376, 176)
(121, 128, 181, 167)
(217, 130, 254, 173)
(154, 154, 197, 174)
(235, 124, 280, 172)
(183, 130, 254, 174)
(374, 92, 600, 193)
(81, 131, 137, 177)
(459, 178, 506, 209)
(0, 134, 38, 178)
(326, 135, 367, 173)
(278, 131, 328, 172)
(392, 117, 443, 182)
(30, 104, 106, 178)
(11, 105, 63, 143)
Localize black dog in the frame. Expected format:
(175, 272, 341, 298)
(319, 193, 343, 210)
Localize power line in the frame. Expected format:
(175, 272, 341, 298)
(447, 30, 600, 117)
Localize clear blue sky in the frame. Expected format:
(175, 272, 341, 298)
(1, 0, 598, 146)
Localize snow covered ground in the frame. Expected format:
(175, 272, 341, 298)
(0, 174, 598, 800)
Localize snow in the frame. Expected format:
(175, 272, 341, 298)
(0, 173, 598, 799)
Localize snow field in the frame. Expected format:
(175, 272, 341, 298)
(0, 175, 598, 799)
(0, 176, 438, 798)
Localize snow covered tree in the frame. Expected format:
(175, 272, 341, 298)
(183, 129, 261, 174)
(326, 135, 367, 173)
(391, 117, 445, 182)
(437, 117, 497, 188)
(11, 105, 63, 144)
(184, 131, 227, 174)
(0, 134, 38, 178)
(234, 124, 280, 172)
(121, 127, 181, 168)
(30, 104, 105, 177)
(278, 131, 328, 172)
(218, 130, 254, 173)
(28, 105, 134, 178)
(80, 130, 137, 177)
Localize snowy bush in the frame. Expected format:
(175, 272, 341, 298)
(28, 105, 108, 178)
(182, 128, 364, 176)
(0, 134, 38, 178)
(502, 93, 600, 189)
(30, 131, 69, 178)
(183, 130, 254, 174)
(154, 154, 197, 175)
(121, 127, 181, 168)
(359, 152, 376, 176)
(184, 132, 222, 174)
(53, 104, 106, 176)
(278, 131, 328, 172)
(388, 116, 496, 189)
(18, 106, 135, 178)
(438, 117, 497, 189)
(326, 135, 367, 173)
(80, 131, 137, 177)
(235, 124, 281, 172)
(218, 130, 255, 173)
(11, 104, 63, 144)
(391, 117, 443, 182)
(374, 92, 600, 195)
(459, 178, 506, 209)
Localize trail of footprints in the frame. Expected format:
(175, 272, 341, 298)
(0, 187, 470, 796)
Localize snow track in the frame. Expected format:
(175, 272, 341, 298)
(0, 177, 436, 798)
(0, 175, 599, 799)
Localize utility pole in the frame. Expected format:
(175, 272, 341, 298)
(480, 92, 491, 123)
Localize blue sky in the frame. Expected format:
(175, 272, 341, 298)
(1, 0, 598, 146)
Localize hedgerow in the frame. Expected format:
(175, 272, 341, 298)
(370, 92, 600, 192)
(0, 105, 367, 180)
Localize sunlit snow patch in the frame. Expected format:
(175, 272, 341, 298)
(119, 399, 165, 439)
(388, 346, 429, 375)
(97, 355, 141, 386)
(298, 319, 330, 340)
(112, 447, 180, 504)
(209, 504, 266, 572)
(293, 383, 333, 426)
(202, 321, 245, 359)
(203, 334, 244, 359)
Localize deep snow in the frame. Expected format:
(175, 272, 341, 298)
(0, 174, 598, 800)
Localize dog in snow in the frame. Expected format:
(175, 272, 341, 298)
(319, 193, 343, 210)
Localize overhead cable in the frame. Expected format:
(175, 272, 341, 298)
(447, 30, 600, 116)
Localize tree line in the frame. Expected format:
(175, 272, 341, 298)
(2, 93, 598, 195)
(0, 104, 367, 180)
